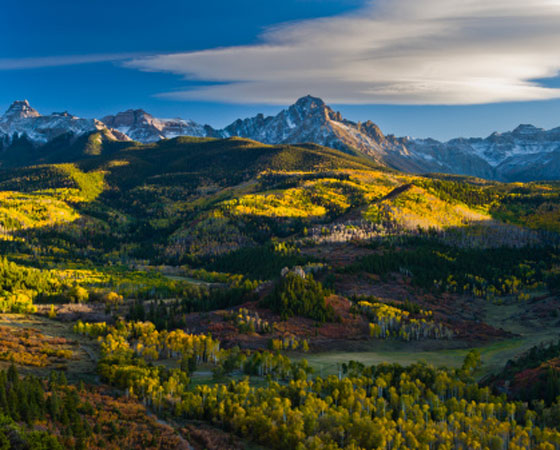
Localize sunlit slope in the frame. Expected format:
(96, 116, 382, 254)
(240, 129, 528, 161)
(0, 135, 557, 261)
(0, 164, 105, 233)
(0, 137, 389, 256)
(166, 169, 500, 256)
(365, 183, 491, 230)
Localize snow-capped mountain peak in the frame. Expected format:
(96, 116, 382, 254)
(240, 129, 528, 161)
(2, 100, 40, 122)
(221, 95, 400, 163)
(511, 124, 544, 136)
(292, 95, 326, 114)
(1, 96, 560, 182)
(403, 122, 560, 181)
(0, 100, 128, 149)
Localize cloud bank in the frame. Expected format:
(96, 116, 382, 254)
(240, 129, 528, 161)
(125, 0, 560, 105)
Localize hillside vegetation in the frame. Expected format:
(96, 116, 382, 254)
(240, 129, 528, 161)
(0, 136, 558, 448)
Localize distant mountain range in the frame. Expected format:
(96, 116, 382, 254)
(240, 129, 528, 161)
(1, 96, 559, 182)
(0, 100, 128, 145)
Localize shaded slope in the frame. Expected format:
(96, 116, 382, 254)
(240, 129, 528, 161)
(77, 136, 385, 190)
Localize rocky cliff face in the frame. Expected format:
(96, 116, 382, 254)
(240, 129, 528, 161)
(2, 100, 40, 121)
(101, 109, 212, 143)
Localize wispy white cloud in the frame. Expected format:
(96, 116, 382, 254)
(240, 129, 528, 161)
(125, 0, 560, 105)
(0, 53, 139, 70)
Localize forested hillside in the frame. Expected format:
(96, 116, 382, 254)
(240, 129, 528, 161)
(0, 136, 558, 448)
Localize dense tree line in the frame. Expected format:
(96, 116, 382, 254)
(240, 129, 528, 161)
(348, 239, 556, 299)
(263, 272, 337, 322)
(0, 365, 187, 449)
(77, 319, 315, 407)
(0, 367, 88, 449)
(127, 283, 257, 330)
(0, 257, 53, 296)
(416, 178, 500, 208)
(206, 243, 312, 280)
(223, 307, 273, 334)
(355, 299, 453, 341)
(259, 171, 353, 191)
(489, 340, 560, 405)
(79, 319, 560, 450)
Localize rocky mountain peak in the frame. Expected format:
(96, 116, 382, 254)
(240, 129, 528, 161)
(2, 100, 40, 121)
(0, 100, 131, 150)
(101, 109, 155, 129)
(100, 108, 208, 143)
(293, 95, 326, 113)
(512, 124, 543, 135)
(288, 95, 344, 125)
(359, 120, 385, 141)
(2, 95, 559, 182)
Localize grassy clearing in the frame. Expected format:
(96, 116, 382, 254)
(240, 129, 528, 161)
(297, 297, 560, 379)
(296, 340, 549, 380)
(475, 299, 560, 375)
(163, 274, 220, 287)
(295, 346, 468, 378)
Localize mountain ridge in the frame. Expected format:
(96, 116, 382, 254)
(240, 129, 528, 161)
(101, 108, 218, 143)
(1, 97, 559, 181)
(0, 100, 130, 150)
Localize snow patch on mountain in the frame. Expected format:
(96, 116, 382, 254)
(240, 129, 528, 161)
(0, 100, 129, 148)
(2, 97, 560, 182)
(101, 109, 210, 143)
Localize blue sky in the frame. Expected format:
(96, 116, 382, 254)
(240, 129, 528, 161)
(2, 0, 560, 140)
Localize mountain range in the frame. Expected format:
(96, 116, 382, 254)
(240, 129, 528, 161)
(1, 96, 559, 182)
